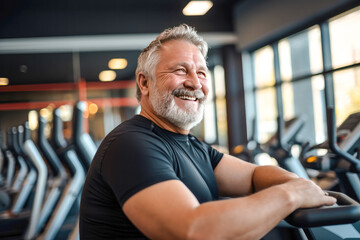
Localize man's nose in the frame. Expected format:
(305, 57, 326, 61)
(184, 72, 202, 90)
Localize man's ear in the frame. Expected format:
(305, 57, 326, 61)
(137, 73, 150, 96)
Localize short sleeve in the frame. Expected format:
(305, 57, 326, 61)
(101, 132, 179, 206)
(207, 144, 224, 169)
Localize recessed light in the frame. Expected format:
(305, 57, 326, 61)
(0, 78, 9, 85)
(108, 58, 128, 69)
(99, 70, 116, 82)
(183, 1, 213, 16)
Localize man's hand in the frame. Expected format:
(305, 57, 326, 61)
(278, 178, 337, 209)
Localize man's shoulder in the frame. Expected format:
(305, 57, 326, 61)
(99, 115, 169, 154)
(113, 115, 160, 139)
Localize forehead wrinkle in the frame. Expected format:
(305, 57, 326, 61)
(174, 61, 208, 72)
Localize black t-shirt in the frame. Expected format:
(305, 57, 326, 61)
(80, 115, 224, 239)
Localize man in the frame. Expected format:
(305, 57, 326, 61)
(80, 24, 336, 239)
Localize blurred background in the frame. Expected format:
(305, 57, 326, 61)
(0, 0, 359, 153)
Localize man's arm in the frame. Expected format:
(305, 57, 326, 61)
(123, 154, 336, 240)
(214, 153, 300, 197)
(214, 153, 337, 210)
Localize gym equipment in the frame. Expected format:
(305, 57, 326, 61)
(238, 113, 360, 239)
(0, 102, 93, 239)
(38, 107, 86, 240)
(35, 117, 68, 235)
(233, 118, 265, 164)
(10, 127, 28, 193)
(286, 190, 360, 239)
(0, 131, 5, 187)
(264, 115, 309, 179)
(2, 129, 16, 189)
(0, 122, 48, 240)
(23, 122, 49, 240)
(65, 101, 98, 240)
(72, 101, 97, 171)
(233, 116, 309, 179)
(11, 123, 37, 214)
(301, 109, 360, 201)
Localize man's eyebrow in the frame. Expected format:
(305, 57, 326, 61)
(177, 62, 190, 67)
(199, 65, 208, 71)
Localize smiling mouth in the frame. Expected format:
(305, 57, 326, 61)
(172, 88, 205, 103)
(177, 95, 198, 101)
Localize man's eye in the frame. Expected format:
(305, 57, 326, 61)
(175, 68, 186, 74)
(197, 72, 206, 78)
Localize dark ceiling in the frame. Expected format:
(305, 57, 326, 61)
(0, 0, 241, 86)
(0, 0, 238, 38)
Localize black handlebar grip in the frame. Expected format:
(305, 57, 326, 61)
(285, 191, 360, 228)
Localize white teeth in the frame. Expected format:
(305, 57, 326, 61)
(178, 95, 197, 101)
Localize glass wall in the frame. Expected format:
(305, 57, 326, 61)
(200, 65, 228, 150)
(329, 9, 360, 69)
(248, 6, 360, 146)
(253, 46, 277, 142)
(213, 65, 228, 148)
(333, 67, 360, 124)
(329, 8, 360, 125)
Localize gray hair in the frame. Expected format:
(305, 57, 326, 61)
(135, 24, 208, 102)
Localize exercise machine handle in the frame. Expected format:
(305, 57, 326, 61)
(277, 115, 286, 150)
(285, 191, 360, 228)
(327, 107, 360, 171)
(52, 108, 67, 149)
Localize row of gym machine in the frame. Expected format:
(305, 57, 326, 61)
(0, 101, 97, 240)
(1, 99, 360, 240)
(235, 107, 360, 239)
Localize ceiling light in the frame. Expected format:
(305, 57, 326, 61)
(108, 58, 128, 69)
(183, 1, 213, 16)
(0, 78, 9, 85)
(99, 70, 116, 82)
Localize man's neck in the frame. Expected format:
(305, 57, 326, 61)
(140, 110, 190, 135)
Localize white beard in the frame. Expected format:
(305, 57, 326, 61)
(150, 86, 206, 130)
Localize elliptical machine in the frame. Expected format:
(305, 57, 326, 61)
(301, 108, 360, 201)
(264, 115, 309, 179)
(286, 107, 360, 239)
(38, 106, 86, 240)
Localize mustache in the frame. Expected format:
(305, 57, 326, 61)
(172, 88, 206, 103)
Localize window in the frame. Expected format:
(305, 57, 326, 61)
(329, 7, 360, 125)
(256, 88, 277, 142)
(278, 26, 323, 144)
(213, 65, 228, 148)
(194, 65, 228, 150)
(254, 46, 275, 88)
(253, 46, 277, 142)
(333, 67, 360, 125)
(329, 8, 360, 69)
(247, 6, 360, 146)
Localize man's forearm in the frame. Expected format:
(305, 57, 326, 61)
(188, 183, 297, 240)
(188, 172, 335, 240)
(252, 165, 299, 192)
